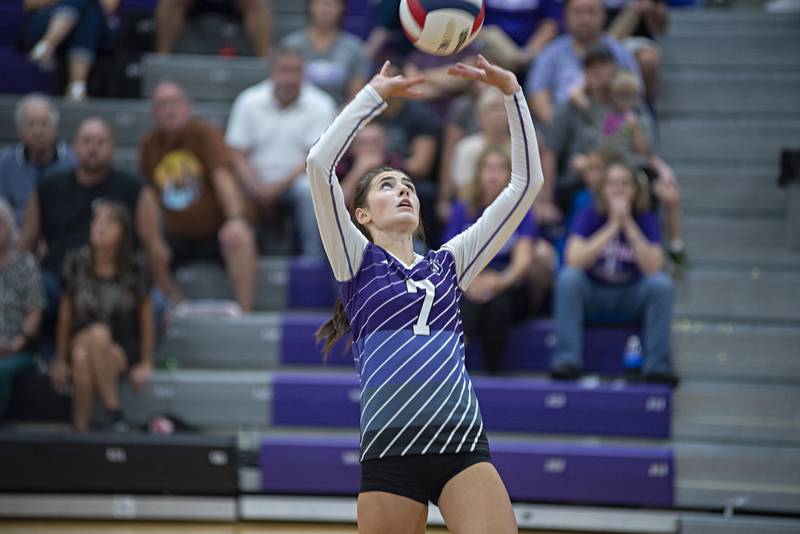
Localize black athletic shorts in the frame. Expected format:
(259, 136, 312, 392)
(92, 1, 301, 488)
(360, 448, 493, 506)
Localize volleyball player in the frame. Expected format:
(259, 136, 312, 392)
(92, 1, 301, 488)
(307, 55, 543, 534)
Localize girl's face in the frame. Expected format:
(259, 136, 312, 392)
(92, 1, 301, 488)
(611, 88, 638, 113)
(603, 164, 636, 207)
(357, 171, 420, 236)
(479, 151, 510, 205)
(309, 0, 344, 28)
(90, 205, 123, 251)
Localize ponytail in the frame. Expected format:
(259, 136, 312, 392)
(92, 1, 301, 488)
(315, 297, 351, 361)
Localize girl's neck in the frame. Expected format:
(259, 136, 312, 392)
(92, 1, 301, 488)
(372, 231, 417, 266)
(93, 246, 117, 277)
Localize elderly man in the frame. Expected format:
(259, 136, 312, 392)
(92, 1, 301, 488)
(226, 46, 336, 258)
(140, 81, 257, 312)
(0, 94, 76, 227)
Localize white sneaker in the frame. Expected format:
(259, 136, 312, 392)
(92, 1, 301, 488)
(66, 81, 87, 101)
(765, 0, 800, 13)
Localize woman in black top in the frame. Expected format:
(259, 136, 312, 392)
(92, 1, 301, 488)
(50, 200, 154, 432)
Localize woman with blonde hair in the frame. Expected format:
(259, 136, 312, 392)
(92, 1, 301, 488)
(551, 158, 678, 386)
(445, 144, 553, 374)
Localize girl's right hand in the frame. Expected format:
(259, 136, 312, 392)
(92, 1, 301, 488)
(50, 359, 70, 394)
(447, 54, 521, 96)
(369, 61, 427, 100)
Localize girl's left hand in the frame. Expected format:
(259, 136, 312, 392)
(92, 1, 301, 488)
(447, 54, 521, 96)
(369, 61, 427, 100)
(129, 362, 153, 393)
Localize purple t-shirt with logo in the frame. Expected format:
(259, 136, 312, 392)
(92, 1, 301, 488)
(444, 200, 538, 272)
(570, 204, 660, 285)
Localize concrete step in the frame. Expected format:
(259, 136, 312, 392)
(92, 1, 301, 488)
(683, 215, 800, 268)
(670, 9, 800, 32)
(673, 380, 800, 445)
(659, 72, 800, 114)
(658, 118, 800, 163)
(675, 442, 800, 514)
(680, 514, 800, 534)
(674, 163, 784, 216)
(141, 54, 268, 102)
(661, 32, 800, 67)
(674, 269, 800, 323)
(673, 322, 800, 382)
(112, 145, 140, 176)
(119, 370, 271, 428)
(0, 96, 230, 147)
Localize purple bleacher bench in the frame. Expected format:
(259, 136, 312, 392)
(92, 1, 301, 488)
(280, 313, 640, 375)
(0, 47, 57, 94)
(271, 371, 671, 438)
(260, 435, 673, 507)
(288, 257, 338, 309)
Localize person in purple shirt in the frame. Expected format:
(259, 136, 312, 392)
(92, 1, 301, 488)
(525, 0, 641, 126)
(444, 146, 539, 375)
(551, 157, 677, 386)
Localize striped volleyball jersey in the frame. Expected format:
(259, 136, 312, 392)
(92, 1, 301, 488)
(306, 84, 543, 462)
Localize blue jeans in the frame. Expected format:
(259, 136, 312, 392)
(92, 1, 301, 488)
(552, 267, 674, 375)
(0, 352, 35, 420)
(22, 0, 117, 61)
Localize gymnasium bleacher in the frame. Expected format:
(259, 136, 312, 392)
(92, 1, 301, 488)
(1, 1, 799, 533)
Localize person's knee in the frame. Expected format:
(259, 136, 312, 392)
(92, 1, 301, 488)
(644, 271, 673, 299)
(70, 346, 92, 379)
(86, 323, 113, 347)
(556, 266, 587, 292)
(636, 47, 661, 74)
(219, 221, 255, 251)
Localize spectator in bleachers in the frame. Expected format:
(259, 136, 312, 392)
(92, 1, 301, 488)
(545, 47, 686, 264)
(336, 123, 404, 205)
(49, 200, 154, 432)
(525, 0, 640, 126)
(23, 0, 120, 100)
(0, 198, 45, 420)
(444, 146, 552, 374)
(280, 0, 369, 108)
(480, 0, 563, 71)
(0, 94, 76, 228)
(17, 118, 170, 339)
(226, 47, 336, 258)
(362, 0, 412, 64)
(448, 87, 509, 202)
(140, 81, 258, 313)
(551, 157, 677, 386)
(155, 0, 272, 58)
(543, 46, 653, 216)
(603, 0, 668, 106)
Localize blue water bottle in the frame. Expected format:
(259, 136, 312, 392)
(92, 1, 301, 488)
(623, 335, 643, 380)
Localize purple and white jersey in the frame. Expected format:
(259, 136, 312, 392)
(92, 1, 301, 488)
(307, 84, 543, 462)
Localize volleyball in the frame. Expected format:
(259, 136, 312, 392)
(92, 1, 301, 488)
(399, 0, 486, 56)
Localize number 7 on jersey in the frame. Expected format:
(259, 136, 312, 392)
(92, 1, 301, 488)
(405, 278, 435, 336)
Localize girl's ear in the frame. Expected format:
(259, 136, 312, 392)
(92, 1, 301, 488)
(355, 206, 371, 226)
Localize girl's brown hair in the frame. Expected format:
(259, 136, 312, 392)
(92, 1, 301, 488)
(464, 144, 512, 217)
(315, 166, 422, 359)
(593, 158, 651, 215)
(90, 199, 135, 276)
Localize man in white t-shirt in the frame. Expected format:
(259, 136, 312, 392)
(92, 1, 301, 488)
(226, 47, 336, 257)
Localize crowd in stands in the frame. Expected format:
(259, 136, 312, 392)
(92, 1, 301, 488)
(0, 0, 683, 432)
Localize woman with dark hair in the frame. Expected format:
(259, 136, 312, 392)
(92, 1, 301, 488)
(280, 0, 369, 107)
(49, 200, 154, 432)
(445, 145, 554, 375)
(550, 158, 677, 386)
(307, 55, 543, 533)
